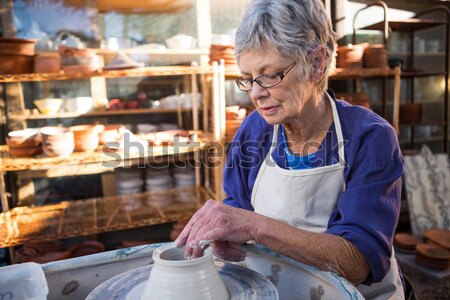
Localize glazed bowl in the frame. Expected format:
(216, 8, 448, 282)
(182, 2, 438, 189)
(41, 127, 75, 157)
(34, 98, 63, 115)
(165, 34, 196, 49)
(64, 97, 94, 114)
(141, 243, 228, 300)
(6, 128, 43, 157)
(6, 128, 41, 148)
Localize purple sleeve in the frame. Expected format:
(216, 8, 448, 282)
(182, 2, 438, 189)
(326, 120, 404, 285)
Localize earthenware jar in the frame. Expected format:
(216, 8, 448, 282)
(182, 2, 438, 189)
(70, 124, 100, 152)
(141, 242, 228, 300)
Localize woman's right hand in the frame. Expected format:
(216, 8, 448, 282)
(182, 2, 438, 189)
(174, 199, 255, 260)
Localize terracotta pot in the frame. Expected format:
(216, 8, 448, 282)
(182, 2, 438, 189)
(70, 125, 101, 152)
(34, 54, 61, 73)
(8, 146, 42, 158)
(399, 103, 423, 124)
(6, 129, 41, 148)
(0, 37, 36, 55)
(142, 243, 228, 300)
(0, 53, 35, 74)
(226, 119, 243, 137)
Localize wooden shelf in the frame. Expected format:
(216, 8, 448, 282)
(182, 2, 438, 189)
(400, 70, 447, 77)
(361, 18, 447, 32)
(399, 120, 446, 127)
(98, 48, 209, 56)
(0, 66, 212, 83)
(389, 52, 446, 57)
(0, 131, 213, 172)
(0, 186, 209, 248)
(9, 108, 193, 121)
(328, 68, 397, 79)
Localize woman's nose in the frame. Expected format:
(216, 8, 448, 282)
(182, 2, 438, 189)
(250, 83, 270, 100)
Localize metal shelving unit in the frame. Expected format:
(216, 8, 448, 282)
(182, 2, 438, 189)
(353, 1, 449, 153)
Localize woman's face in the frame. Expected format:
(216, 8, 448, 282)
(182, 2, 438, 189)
(238, 44, 313, 125)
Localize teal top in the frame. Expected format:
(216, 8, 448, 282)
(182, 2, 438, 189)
(280, 125, 316, 170)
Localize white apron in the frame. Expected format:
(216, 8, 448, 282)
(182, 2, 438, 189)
(251, 93, 405, 299)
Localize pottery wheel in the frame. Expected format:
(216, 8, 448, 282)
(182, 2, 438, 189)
(86, 261, 278, 300)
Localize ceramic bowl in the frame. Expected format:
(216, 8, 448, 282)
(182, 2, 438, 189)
(41, 127, 74, 157)
(64, 97, 94, 113)
(165, 34, 196, 49)
(6, 128, 41, 148)
(141, 243, 228, 300)
(34, 98, 63, 115)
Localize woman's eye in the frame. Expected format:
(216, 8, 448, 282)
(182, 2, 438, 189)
(264, 73, 278, 80)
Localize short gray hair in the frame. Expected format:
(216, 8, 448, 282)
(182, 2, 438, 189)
(235, 0, 336, 93)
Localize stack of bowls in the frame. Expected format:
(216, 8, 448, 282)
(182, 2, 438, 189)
(145, 167, 173, 192)
(6, 128, 42, 158)
(145, 167, 174, 207)
(41, 127, 75, 157)
(209, 44, 237, 66)
(70, 125, 100, 152)
(337, 44, 364, 69)
(173, 165, 196, 188)
(115, 168, 144, 211)
(173, 166, 196, 203)
(363, 44, 388, 69)
(115, 168, 144, 195)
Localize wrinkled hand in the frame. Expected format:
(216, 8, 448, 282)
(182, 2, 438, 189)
(175, 199, 255, 260)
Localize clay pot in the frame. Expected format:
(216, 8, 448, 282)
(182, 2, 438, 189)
(394, 233, 419, 251)
(399, 103, 423, 124)
(41, 126, 75, 157)
(8, 146, 42, 158)
(70, 125, 100, 152)
(0, 53, 35, 74)
(34, 54, 61, 73)
(6, 129, 42, 158)
(6, 129, 41, 148)
(142, 243, 228, 300)
(226, 119, 243, 137)
(0, 37, 36, 55)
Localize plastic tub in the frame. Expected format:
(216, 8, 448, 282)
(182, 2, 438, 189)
(0, 262, 49, 300)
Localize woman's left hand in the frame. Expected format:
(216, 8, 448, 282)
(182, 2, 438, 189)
(175, 199, 255, 260)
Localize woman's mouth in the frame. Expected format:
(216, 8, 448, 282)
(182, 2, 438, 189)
(260, 106, 279, 115)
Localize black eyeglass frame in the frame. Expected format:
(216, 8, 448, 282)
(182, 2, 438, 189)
(235, 61, 297, 91)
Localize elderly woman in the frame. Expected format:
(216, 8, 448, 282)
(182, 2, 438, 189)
(176, 0, 404, 298)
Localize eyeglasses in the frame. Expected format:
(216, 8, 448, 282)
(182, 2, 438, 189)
(235, 61, 297, 91)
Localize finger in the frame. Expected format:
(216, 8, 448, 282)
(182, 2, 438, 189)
(213, 242, 246, 262)
(174, 201, 212, 247)
(184, 215, 215, 258)
(190, 226, 214, 258)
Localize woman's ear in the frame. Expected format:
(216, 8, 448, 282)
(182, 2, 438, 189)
(311, 46, 326, 82)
